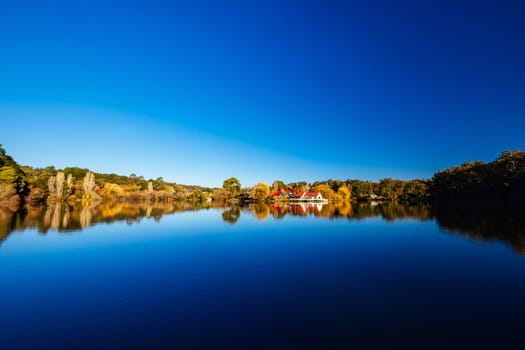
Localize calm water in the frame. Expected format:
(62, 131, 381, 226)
(1, 202, 525, 349)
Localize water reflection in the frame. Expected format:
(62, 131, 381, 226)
(222, 206, 241, 224)
(2, 201, 525, 255)
(434, 207, 525, 255)
(0, 201, 212, 245)
(262, 202, 432, 221)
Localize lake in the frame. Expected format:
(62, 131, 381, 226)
(1, 202, 525, 349)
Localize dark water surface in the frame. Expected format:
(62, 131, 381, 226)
(1, 203, 525, 349)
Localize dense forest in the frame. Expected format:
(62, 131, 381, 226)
(1, 144, 524, 211)
(430, 150, 525, 210)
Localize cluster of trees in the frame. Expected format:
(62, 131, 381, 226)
(229, 150, 524, 208)
(311, 178, 428, 203)
(0, 145, 211, 209)
(214, 177, 427, 204)
(31, 168, 185, 205)
(430, 150, 525, 209)
(0, 145, 27, 209)
(219, 179, 353, 204)
(281, 178, 426, 203)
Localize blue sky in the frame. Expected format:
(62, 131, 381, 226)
(1, 0, 524, 187)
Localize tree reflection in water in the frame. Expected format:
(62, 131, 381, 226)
(0, 201, 212, 242)
(1, 201, 525, 256)
(434, 207, 525, 255)
(222, 206, 240, 224)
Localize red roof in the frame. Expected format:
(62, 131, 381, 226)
(305, 192, 320, 197)
(270, 190, 321, 199)
(291, 191, 320, 198)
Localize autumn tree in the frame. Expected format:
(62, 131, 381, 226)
(104, 183, 125, 197)
(251, 182, 270, 201)
(312, 184, 336, 201)
(153, 177, 166, 191)
(337, 185, 352, 202)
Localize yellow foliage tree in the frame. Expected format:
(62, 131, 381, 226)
(312, 184, 336, 201)
(337, 185, 351, 202)
(104, 182, 124, 197)
(251, 182, 270, 201)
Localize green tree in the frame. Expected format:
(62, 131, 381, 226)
(0, 145, 27, 194)
(378, 178, 404, 201)
(271, 180, 288, 191)
(346, 179, 375, 200)
(223, 177, 241, 197)
(399, 180, 428, 203)
(430, 149, 525, 207)
(289, 181, 308, 192)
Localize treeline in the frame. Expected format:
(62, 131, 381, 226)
(261, 150, 525, 209)
(430, 150, 525, 210)
(310, 178, 428, 203)
(0, 144, 438, 208)
(2, 144, 524, 210)
(220, 178, 427, 204)
(0, 145, 211, 209)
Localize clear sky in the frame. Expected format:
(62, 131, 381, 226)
(1, 0, 524, 187)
